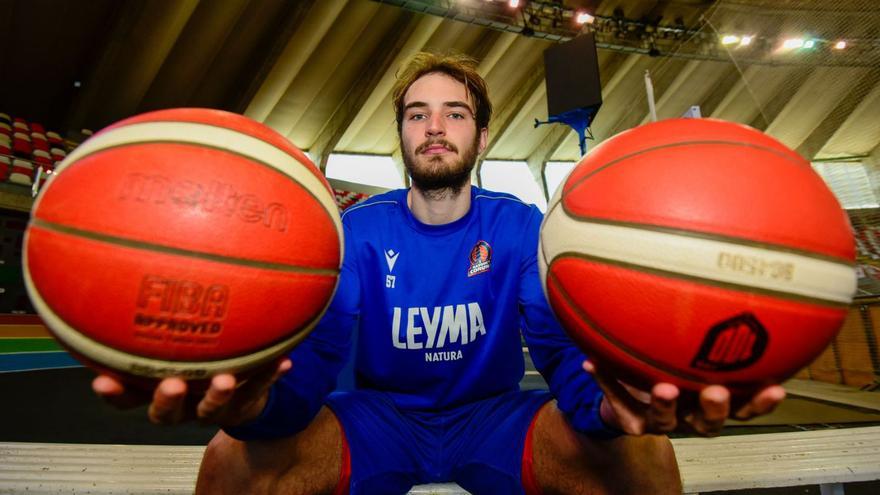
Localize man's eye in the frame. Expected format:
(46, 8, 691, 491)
(408, 113, 427, 121)
(449, 112, 466, 120)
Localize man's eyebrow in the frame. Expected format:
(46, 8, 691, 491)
(445, 101, 474, 113)
(403, 101, 428, 112)
(402, 101, 474, 113)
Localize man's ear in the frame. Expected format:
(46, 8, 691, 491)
(478, 127, 488, 154)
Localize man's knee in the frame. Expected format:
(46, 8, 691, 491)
(197, 430, 267, 494)
(196, 408, 344, 495)
(532, 403, 682, 495)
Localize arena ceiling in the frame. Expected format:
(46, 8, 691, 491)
(1, 0, 878, 190)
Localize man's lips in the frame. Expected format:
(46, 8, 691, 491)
(418, 141, 457, 155)
(422, 144, 451, 154)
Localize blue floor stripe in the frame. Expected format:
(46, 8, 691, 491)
(0, 351, 83, 373)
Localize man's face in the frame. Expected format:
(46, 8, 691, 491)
(400, 72, 488, 193)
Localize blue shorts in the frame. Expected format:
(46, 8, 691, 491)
(325, 389, 553, 495)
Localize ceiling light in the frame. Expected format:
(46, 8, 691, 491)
(835, 40, 847, 49)
(804, 39, 815, 49)
(576, 12, 595, 25)
(782, 38, 805, 49)
(508, 0, 519, 7)
(721, 35, 739, 45)
(740, 36, 752, 46)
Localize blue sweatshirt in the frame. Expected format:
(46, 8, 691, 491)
(225, 186, 616, 439)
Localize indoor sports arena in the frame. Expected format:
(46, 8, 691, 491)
(1, 1, 879, 494)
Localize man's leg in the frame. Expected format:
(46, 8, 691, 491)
(196, 406, 345, 495)
(530, 401, 682, 495)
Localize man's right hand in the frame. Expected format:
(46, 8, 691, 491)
(91, 358, 292, 427)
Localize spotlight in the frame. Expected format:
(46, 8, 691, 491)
(509, 0, 519, 7)
(576, 12, 595, 25)
(835, 40, 847, 49)
(721, 35, 739, 45)
(782, 38, 805, 49)
(804, 39, 815, 49)
(740, 36, 753, 46)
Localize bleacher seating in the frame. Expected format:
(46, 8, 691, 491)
(0, 156, 10, 182)
(0, 111, 73, 192)
(9, 160, 33, 186)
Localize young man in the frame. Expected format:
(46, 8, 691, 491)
(94, 52, 785, 494)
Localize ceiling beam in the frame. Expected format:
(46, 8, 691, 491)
(817, 77, 880, 159)
(310, 11, 420, 172)
(483, 65, 546, 157)
(526, 125, 570, 199)
(796, 70, 880, 160)
(764, 66, 865, 149)
(334, 14, 444, 151)
(476, 32, 518, 76)
(709, 65, 806, 128)
(244, 0, 347, 123)
(225, 0, 318, 113)
(695, 64, 743, 117)
(138, 0, 251, 111)
(747, 68, 812, 132)
(66, 0, 200, 131)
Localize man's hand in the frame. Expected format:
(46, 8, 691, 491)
(91, 358, 292, 427)
(583, 360, 785, 437)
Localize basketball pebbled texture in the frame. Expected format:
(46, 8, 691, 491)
(539, 118, 857, 395)
(25, 108, 343, 381)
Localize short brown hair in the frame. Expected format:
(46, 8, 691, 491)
(392, 52, 492, 134)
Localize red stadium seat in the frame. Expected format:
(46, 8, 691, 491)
(10, 158, 33, 185)
(46, 131, 63, 147)
(32, 149, 52, 166)
(0, 122, 10, 138)
(30, 122, 45, 134)
(0, 156, 10, 181)
(0, 112, 10, 124)
(0, 135, 10, 156)
(12, 132, 32, 157)
(32, 132, 49, 151)
(50, 147, 66, 162)
(13, 120, 28, 133)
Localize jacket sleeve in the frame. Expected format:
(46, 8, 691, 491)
(224, 222, 360, 440)
(518, 207, 621, 438)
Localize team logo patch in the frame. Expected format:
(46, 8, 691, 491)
(690, 312, 768, 371)
(467, 240, 492, 277)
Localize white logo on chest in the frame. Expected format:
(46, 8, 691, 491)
(384, 249, 399, 272)
(391, 302, 486, 350)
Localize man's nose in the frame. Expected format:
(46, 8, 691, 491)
(426, 113, 445, 136)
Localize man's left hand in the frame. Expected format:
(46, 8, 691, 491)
(583, 359, 786, 437)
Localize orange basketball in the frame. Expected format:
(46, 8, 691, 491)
(539, 118, 857, 396)
(24, 108, 342, 384)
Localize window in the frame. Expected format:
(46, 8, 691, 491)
(480, 160, 547, 211)
(811, 162, 878, 209)
(545, 161, 577, 201)
(324, 154, 405, 189)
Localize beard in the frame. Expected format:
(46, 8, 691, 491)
(402, 134, 480, 198)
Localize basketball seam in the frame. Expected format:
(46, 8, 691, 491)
(564, 140, 806, 195)
(546, 270, 714, 385)
(560, 141, 850, 263)
(555, 216, 855, 266)
(31, 218, 339, 276)
(48, 139, 341, 243)
(101, 117, 330, 192)
(552, 250, 849, 308)
(22, 243, 331, 372)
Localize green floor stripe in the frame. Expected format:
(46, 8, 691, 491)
(0, 338, 64, 353)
